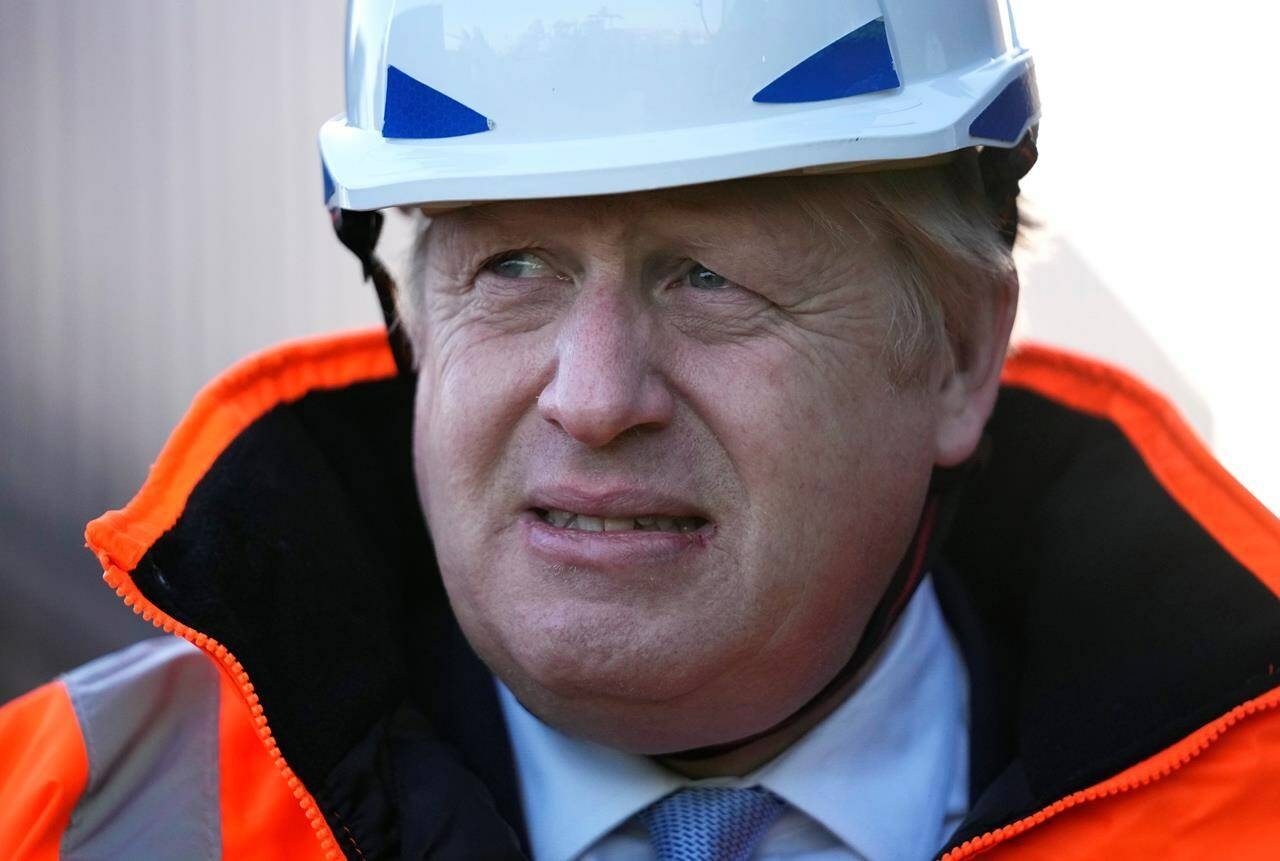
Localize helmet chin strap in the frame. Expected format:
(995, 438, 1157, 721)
(660, 451, 980, 763)
(331, 207, 415, 376)
(980, 127, 1039, 251)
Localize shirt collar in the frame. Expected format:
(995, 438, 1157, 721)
(497, 575, 968, 861)
(497, 684, 684, 861)
(751, 575, 970, 859)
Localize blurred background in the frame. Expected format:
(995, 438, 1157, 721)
(1, 1, 1277, 700)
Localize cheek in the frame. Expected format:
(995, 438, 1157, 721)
(415, 324, 551, 501)
(413, 327, 561, 637)
(679, 339, 937, 631)
(413, 328, 547, 642)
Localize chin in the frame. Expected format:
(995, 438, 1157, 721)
(436, 514, 886, 752)
(492, 602, 728, 702)
(500, 657, 817, 755)
(471, 605, 835, 754)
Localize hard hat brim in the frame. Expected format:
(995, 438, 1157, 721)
(320, 55, 1035, 213)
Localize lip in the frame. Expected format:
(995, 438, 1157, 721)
(526, 484, 708, 521)
(521, 512, 712, 572)
(521, 484, 714, 572)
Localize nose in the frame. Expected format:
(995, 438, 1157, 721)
(537, 291, 675, 448)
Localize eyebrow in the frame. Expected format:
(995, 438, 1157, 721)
(422, 191, 871, 292)
(423, 211, 542, 269)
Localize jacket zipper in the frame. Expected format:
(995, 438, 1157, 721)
(102, 563, 345, 861)
(939, 686, 1280, 859)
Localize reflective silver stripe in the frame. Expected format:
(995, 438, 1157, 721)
(60, 636, 222, 861)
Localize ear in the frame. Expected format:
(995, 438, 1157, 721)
(933, 276, 1019, 467)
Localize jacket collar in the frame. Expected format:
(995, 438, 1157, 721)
(85, 330, 1280, 859)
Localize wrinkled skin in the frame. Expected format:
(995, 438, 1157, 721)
(410, 177, 1013, 755)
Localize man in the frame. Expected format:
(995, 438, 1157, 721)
(3, 2, 1279, 860)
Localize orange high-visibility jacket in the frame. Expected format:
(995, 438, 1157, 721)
(2, 330, 1278, 860)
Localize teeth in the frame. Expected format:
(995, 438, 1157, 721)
(545, 509, 575, 528)
(540, 509, 703, 533)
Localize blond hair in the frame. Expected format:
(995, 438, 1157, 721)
(800, 153, 1017, 386)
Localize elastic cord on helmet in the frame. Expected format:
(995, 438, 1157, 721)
(331, 208, 415, 376)
(980, 127, 1039, 250)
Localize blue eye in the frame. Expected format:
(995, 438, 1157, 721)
(686, 265, 728, 290)
(488, 252, 553, 279)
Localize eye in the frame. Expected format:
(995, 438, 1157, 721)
(484, 251, 558, 280)
(685, 264, 729, 290)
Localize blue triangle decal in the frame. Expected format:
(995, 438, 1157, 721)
(969, 70, 1039, 144)
(754, 18, 900, 104)
(321, 157, 336, 209)
(383, 64, 491, 139)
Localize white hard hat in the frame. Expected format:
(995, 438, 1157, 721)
(319, 0, 1038, 213)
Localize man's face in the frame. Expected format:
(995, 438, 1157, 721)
(412, 179, 950, 753)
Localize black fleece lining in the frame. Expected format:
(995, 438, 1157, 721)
(134, 377, 530, 857)
(126, 377, 1280, 859)
(940, 387, 1280, 847)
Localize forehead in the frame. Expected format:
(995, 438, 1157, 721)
(423, 175, 872, 254)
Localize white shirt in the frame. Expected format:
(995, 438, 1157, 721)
(497, 576, 970, 861)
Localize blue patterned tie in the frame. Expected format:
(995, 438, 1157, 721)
(640, 786, 787, 861)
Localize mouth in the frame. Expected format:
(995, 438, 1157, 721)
(522, 487, 714, 570)
(532, 508, 708, 534)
